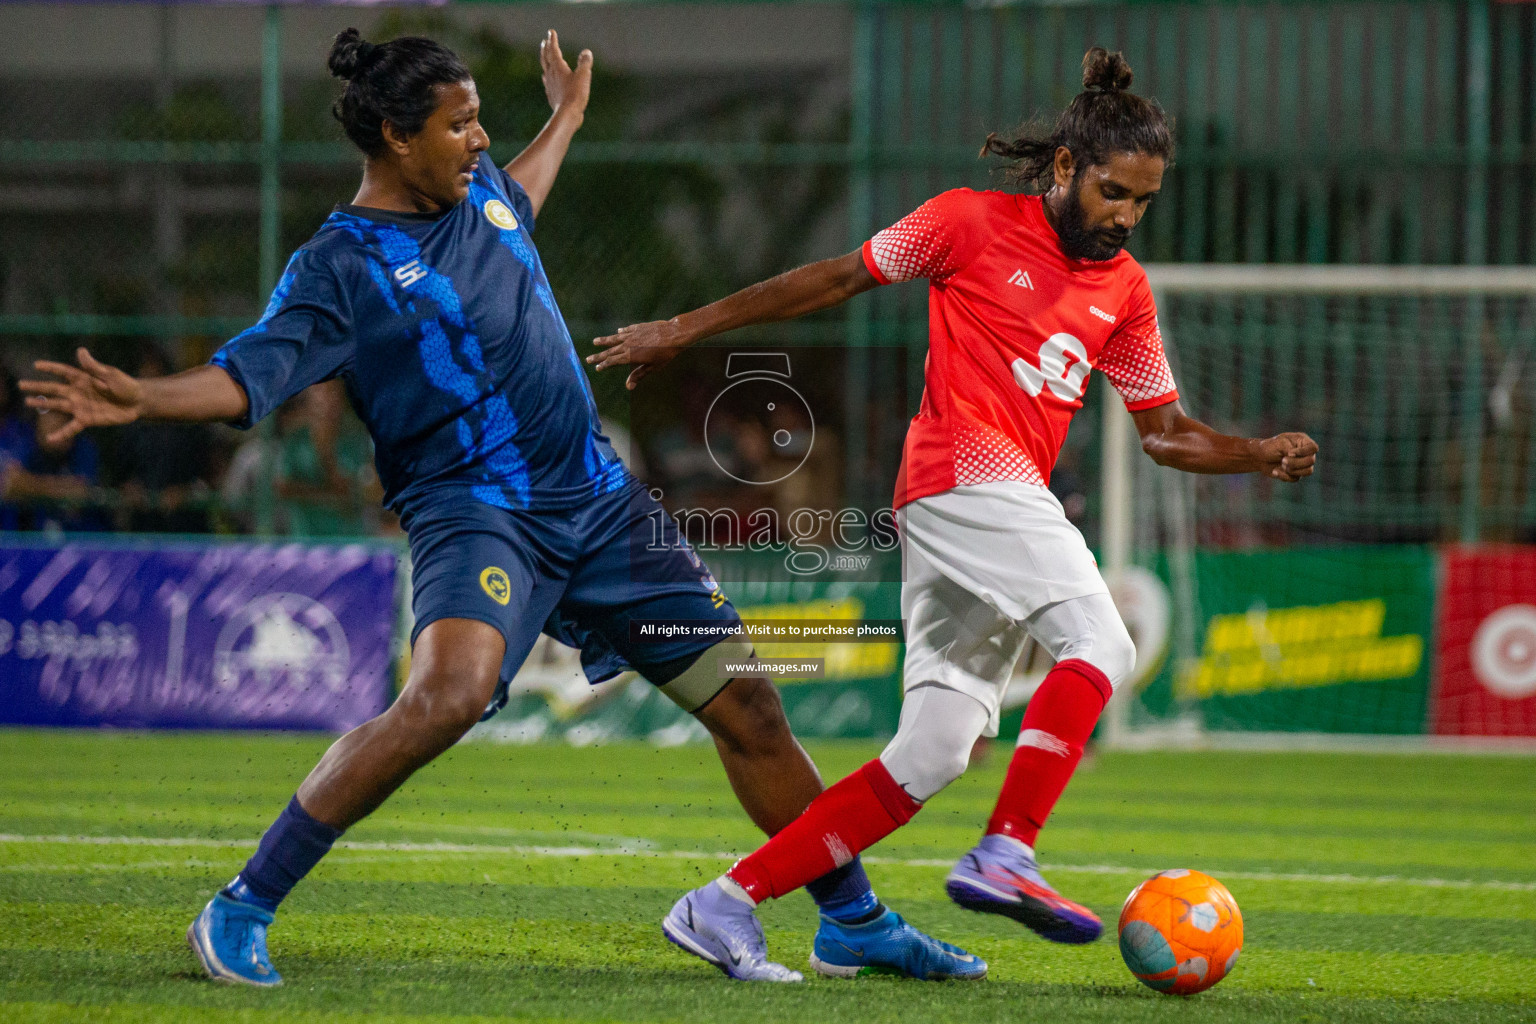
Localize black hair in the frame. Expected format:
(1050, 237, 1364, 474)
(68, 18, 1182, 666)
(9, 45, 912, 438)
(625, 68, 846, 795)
(328, 28, 473, 158)
(982, 47, 1174, 192)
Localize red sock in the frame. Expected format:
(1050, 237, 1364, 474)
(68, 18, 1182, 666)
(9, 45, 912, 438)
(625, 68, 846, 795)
(728, 759, 921, 903)
(986, 659, 1112, 846)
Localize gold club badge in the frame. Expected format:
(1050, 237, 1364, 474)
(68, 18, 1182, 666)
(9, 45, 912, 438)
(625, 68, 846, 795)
(480, 566, 512, 606)
(483, 199, 518, 231)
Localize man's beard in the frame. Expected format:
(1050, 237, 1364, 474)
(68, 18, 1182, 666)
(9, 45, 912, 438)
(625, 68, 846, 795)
(1054, 181, 1131, 262)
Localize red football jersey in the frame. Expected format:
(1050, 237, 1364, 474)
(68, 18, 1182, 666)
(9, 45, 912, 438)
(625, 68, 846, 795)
(862, 189, 1178, 508)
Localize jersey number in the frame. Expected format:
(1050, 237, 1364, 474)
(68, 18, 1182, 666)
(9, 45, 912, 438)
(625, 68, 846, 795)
(1012, 332, 1090, 402)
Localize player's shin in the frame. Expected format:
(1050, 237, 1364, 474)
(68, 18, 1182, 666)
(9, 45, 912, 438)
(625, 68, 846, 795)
(726, 759, 921, 903)
(984, 658, 1112, 845)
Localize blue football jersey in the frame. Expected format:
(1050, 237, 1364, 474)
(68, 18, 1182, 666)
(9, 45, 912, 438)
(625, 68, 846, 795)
(211, 154, 629, 515)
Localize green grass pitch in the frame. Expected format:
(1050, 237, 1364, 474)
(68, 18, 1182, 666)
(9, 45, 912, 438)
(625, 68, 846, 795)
(2, 729, 1534, 1023)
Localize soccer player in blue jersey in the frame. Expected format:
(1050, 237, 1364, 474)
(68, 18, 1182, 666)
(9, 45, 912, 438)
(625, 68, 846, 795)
(22, 29, 979, 986)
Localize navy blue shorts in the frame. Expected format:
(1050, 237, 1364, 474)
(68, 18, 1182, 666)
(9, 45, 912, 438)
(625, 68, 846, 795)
(403, 480, 742, 690)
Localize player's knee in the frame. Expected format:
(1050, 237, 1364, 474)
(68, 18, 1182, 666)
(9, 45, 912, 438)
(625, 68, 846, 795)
(1053, 608, 1137, 691)
(394, 674, 492, 740)
(1094, 618, 1137, 691)
(922, 743, 972, 794)
(879, 736, 970, 804)
(398, 619, 504, 738)
(879, 722, 974, 803)
(395, 657, 499, 740)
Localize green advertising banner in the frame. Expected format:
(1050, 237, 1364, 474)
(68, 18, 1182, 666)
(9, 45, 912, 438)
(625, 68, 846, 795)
(469, 552, 904, 745)
(1137, 547, 1437, 734)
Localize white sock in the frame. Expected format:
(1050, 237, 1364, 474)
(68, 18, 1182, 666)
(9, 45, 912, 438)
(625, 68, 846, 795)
(990, 833, 1036, 862)
(715, 875, 757, 906)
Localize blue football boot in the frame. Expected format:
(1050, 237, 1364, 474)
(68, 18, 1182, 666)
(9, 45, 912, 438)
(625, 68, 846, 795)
(186, 892, 283, 986)
(810, 909, 987, 980)
(662, 881, 803, 982)
(946, 834, 1102, 944)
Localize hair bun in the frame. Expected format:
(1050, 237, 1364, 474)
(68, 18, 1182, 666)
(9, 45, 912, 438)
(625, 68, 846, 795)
(328, 28, 376, 81)
(1082, 46, 1134, 93)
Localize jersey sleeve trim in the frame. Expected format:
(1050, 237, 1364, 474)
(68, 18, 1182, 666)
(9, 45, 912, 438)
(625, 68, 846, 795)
(860, 240, 892, 286)
(1123, 390, 1179, 413)
(208, 350, 258, 430)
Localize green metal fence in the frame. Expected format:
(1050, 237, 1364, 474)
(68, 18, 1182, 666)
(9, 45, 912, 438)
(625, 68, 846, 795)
(1156, 285, 1536, 545)
(1, 0, 1532, 544)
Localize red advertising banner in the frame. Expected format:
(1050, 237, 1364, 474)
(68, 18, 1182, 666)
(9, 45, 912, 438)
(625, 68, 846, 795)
(1432, 547, 1536, 736)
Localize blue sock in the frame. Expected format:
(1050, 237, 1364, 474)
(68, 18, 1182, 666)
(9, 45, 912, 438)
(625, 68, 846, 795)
(223, 795, 343, 912)
(805, 856, 882, 923)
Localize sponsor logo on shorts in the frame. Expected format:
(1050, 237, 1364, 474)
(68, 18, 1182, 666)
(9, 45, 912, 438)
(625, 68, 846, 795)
(483, 199, 518, 230)
(701, 572, 728, 609)
(480, 566, 511, 606)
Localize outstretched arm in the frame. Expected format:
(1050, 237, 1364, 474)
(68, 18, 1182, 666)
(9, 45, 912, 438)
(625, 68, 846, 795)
(589, 250, 879, 389)
(20, 348, 248, 446)
(504, 30, 591, 219)
(1132, 400, 1317, 482)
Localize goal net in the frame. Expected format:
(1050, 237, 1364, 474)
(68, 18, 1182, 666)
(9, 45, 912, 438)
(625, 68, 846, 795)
(1098, 264, 1536, 748)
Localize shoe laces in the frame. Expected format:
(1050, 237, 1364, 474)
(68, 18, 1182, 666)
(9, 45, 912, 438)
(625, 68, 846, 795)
(219, 904, 274, 972)
(245, 921, 273, 971)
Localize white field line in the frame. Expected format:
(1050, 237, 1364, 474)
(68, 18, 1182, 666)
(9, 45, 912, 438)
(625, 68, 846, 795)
(1, 833, 1534, 892)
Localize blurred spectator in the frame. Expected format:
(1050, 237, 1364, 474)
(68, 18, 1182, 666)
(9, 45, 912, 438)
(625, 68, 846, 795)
(0, 365, 33, 531)
(109, 346, 216, 533)
(274, 380, 379, 537)
(219, 400, 294, 534)
(1048, 463, 1088, 524)
(2, 405, 107, 533)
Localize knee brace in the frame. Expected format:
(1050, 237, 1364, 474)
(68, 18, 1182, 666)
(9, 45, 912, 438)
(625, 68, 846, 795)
(653, 635, 755, 713)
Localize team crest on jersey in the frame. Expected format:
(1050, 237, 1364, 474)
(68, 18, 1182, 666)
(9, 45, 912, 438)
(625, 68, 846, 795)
(480, 566, 512, 605)
(483, 199, 518, 231)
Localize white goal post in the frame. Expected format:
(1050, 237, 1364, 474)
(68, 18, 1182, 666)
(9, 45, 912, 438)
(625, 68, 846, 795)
(1096, 264, 1536, 751)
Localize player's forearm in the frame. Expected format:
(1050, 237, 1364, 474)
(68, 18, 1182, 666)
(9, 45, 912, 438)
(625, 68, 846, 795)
(504, 106, 583, 219)
(2, 467, 91, 501)
(674, 252, 875, 346)
(140, 365, 250, 424)
(1140, 415, 1265, 474)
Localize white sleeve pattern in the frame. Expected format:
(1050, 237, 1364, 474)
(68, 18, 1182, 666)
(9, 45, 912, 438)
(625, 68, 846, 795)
(868, 205, 963, 283)
(953, 422, 1044, 487)
(1097, 317, 1178, 407)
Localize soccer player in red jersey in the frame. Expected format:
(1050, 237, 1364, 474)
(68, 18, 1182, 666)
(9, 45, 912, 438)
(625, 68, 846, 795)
(592, 48, 1317, 980)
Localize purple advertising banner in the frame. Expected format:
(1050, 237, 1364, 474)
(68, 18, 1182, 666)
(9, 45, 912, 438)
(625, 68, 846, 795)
(0, 540, 398, 731)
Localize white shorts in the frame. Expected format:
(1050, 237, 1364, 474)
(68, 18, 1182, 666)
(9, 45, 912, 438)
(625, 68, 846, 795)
(898, 481, 1112, 735)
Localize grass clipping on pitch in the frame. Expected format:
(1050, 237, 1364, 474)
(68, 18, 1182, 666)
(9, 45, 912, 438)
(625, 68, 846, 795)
(1, 730, 1533, 1023)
